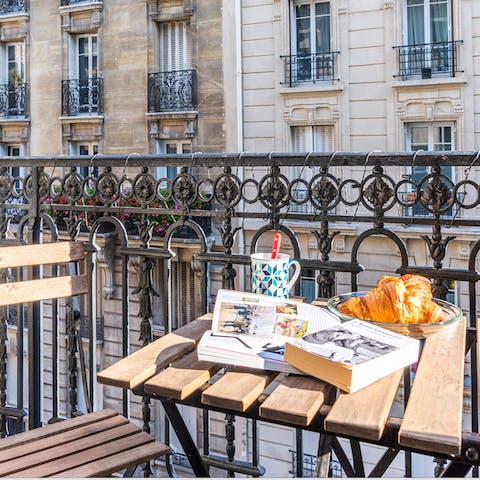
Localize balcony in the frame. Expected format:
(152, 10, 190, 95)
(148, 69, 197, 112)
(0, 152, 479, 477)
(0, 0, 25, 15)
(0, 82, 26, 117)
(60, 0, 100, 4)
(61, 77, 103, 116)
(281, 52, 339, 86)
(394, 41, 463, 80)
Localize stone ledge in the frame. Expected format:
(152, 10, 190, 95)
(392, 76, 467, 89)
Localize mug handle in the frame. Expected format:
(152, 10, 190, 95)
(287, 260, 301, 292)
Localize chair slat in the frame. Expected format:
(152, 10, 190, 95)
(0, 422, 140, 476)
(8, 431, 156, 478)
(0, 409, 117, 452)
(0, 241, 84, 268)
(52, 442, 169, 478)
(0, 415, 128, 463)
(0, 275, 88, 307)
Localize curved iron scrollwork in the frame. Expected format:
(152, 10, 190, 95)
(148, 70, 197, 112)
(0, 83, 27, 117)
(0, 0, 25, 14)
(62, 77, 103, 116)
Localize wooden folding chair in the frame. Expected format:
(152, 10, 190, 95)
(0, 241, 169, 477)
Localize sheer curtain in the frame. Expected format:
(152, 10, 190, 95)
(407, 0, 425, 45)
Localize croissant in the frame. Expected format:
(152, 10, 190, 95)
(338, 274, 445, 324)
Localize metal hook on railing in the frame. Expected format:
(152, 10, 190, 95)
(122, 152, 138, 179)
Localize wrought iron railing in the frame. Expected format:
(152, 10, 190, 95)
(394, 41, 463, 79)
(148, 69, 197, 112)
(0, 152, 478, 477)
(281, 52, 339, 86)
(0, 83, 27, 117)
(61, 0, 100, 4)
(61, 77, 103, 116)
(0, 0, 25, 15)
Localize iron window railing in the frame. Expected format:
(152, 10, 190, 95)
(148, 69, 197, 112)
(61, 77, 103, 116)
(394, 41, 463, 80)
(281, 52, 339, 86)
(0, 82, 27, 117)
(60, 0, 100, 5)
(0, 0, 26, 15)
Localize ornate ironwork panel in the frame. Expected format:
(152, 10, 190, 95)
(0, 83, 27, 117)
(148, 69, 197, 112)
(281, 52, 339, 86)
(394, 41, 463, 79)
(0, 0, 25, 14)
(61, 77, 103, 116)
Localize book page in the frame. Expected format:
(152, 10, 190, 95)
(212, 289, 339, 339)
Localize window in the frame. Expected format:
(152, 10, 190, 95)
(406, 0, 449, 45)
(288, 1, 333, 83)
(75, 143, 99, 178)
(156, 140, 191, 180)
(290, 125, 333, 212)
(158, 21, 191, 72)
(75, 34, 99, 113)
(405, 122, 454, 216)
(401, 0, 453, 77)
(2, 42, 25, 116)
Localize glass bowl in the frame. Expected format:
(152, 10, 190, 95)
(327, 291, 463, 338)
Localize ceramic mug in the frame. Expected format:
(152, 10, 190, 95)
(250, 253, 301, 299)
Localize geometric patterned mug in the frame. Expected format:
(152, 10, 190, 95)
(250, 252, 301, 299)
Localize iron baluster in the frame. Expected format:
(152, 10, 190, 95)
(225, 412, 236, 477)
(0, 301, 6, 437)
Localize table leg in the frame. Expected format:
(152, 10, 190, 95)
(161, 400, 210, 477)
(440, 459, 473, 478)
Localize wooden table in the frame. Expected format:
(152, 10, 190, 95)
(97, 314, 479, 478)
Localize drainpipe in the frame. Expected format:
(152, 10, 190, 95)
(235, 0, 246, 291)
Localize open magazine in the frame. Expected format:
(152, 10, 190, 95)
(197, 289, 340, 373)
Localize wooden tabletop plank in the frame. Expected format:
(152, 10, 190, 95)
(144, 351, 222, 400)
(97, 315, 212, 390)
(202, 368, 278, 412)
(324, 369, 403, 441)
(8, 431, 156, 478)
(0, 409, 117, 452)
(52, 441, 169, 478)
(0, 423, 140, 477)
(0, 415, 128, 463)
(259, 374, 330, 427)
(399, 317, 466, 456)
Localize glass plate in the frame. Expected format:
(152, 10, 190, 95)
(327, 291, 463, 338)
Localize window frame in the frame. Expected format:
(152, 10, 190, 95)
(403, 0, 451, 45)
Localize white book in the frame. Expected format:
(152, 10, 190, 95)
(284, 319, 421, 393)
(197, 289, 340, 373)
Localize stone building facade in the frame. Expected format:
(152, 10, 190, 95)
(220, 0, 479, 476)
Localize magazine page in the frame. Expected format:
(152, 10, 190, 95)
(201, 290, 340, 372)
(212, 289, 339, 338)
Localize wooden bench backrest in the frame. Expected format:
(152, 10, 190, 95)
(0, 241, 88, 307)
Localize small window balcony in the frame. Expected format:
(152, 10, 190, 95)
(394, 41, 463, 80)
(281, 52, 339, 87)
(61, 77, 103, 116)
(148, 69, 197, 113)
(0, 82, 27, 117)
(60, 0, 101, 5)
(0, 0, 26, 15)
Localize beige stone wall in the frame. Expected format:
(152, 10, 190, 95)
(26, 0, 225, 156)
